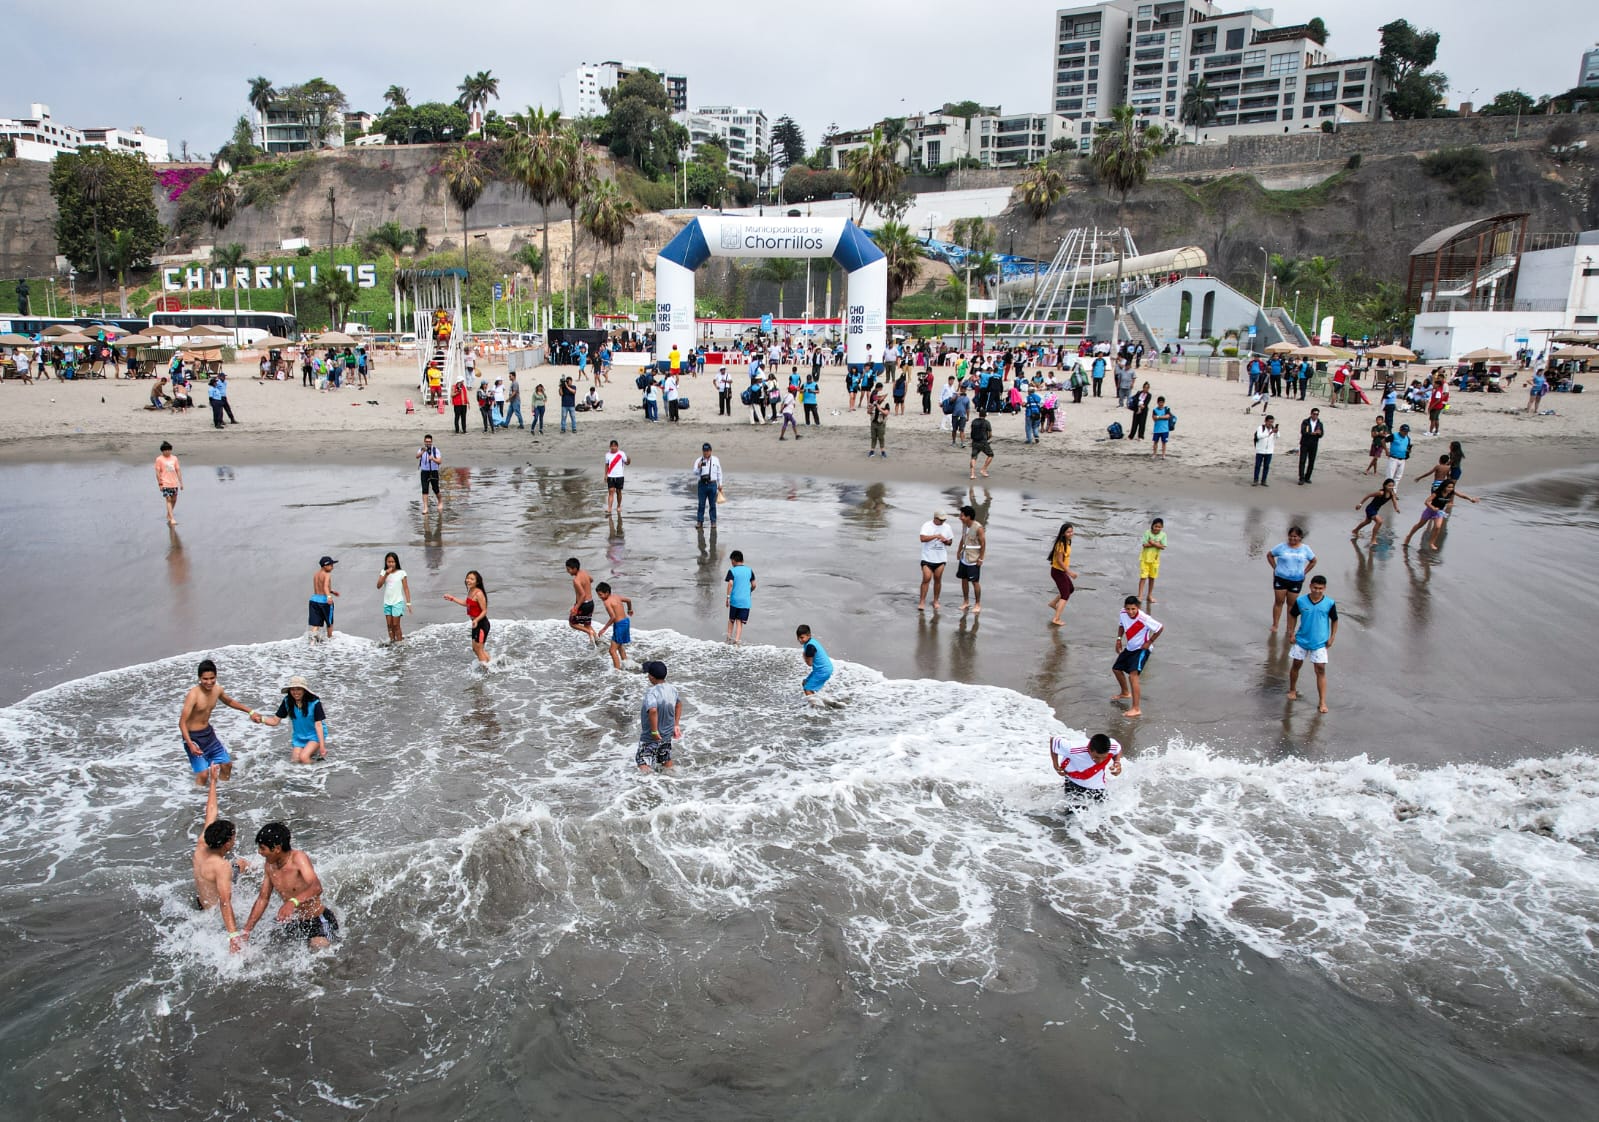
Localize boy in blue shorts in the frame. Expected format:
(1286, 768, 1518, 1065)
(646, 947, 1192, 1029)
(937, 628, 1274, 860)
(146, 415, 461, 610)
(725, 550, 756, 644)
(257, 674, 328, 764)
(178, 658, 259, 785)
(797, 624, 834, 696)
(595, 581, 635, 670)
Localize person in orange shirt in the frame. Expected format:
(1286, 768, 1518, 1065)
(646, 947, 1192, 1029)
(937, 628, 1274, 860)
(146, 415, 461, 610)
(155, 441, 183, 525)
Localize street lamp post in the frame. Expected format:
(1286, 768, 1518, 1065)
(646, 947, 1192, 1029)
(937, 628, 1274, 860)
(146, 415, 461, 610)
(1258, 246, 1269, 308)
(585, 272, 592, 328)
(631, 270, 637, 319)
(1294, 289, 1301, 321)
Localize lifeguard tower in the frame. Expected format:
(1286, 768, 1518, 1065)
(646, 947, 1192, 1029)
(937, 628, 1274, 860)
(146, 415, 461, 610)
(399, 267, 467, 403)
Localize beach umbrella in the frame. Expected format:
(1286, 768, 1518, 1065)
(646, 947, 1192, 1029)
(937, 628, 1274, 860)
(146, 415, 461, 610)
(87, 323, 128, 336)
(42, 324, 77, 337)
(141, 325, 184, 338)
(179, 338, 230, 350)
(1554, 344, 1599, 359)
(189, 324, 234, 337)
(1367, 344, 1416, 361)
(0, 332, 34, 346)
(112, 334, 158, 347)
(1292, 345, 1338, 360)
(49, 332, 95, 345)
(1459, 347, 1512, 363)
(309, 330, 359, 346)
(252, 334, 296, 348)
(1264, 341, 1297, 354)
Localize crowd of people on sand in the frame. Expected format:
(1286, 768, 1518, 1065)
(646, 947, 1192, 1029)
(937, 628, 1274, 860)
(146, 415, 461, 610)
(156, 319, 1573, 953)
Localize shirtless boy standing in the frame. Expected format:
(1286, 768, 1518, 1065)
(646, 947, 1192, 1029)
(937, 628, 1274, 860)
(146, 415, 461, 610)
(193, 767, 251, 950)
(307, 556, 339, 641)
(241, 822, 339, 950)
(565, 557, 597, 644)
(178, 658, 258, 785)
(594, 581, 635, 670)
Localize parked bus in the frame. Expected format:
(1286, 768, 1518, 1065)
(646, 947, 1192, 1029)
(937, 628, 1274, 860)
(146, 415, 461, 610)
(0, 315, 149, 337)
(147, 310, 299, 345)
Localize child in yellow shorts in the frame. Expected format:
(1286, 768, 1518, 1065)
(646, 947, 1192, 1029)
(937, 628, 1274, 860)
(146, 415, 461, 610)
(1138, 517, 1167, 605)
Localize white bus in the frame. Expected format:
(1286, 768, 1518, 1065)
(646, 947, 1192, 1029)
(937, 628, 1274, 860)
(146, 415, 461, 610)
(147, 310, 299, 346)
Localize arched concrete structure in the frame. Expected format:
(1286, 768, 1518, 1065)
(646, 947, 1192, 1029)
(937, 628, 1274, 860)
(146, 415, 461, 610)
(653, 216, 886, 366)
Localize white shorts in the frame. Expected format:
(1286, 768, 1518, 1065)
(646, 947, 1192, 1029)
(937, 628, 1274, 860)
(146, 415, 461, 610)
(1290, 644, 1328, 664)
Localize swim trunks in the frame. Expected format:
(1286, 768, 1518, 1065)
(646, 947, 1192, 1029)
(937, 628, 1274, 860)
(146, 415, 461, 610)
(606, 477, 625, 491)
(420, 469, 440, 495)
(803, 667, 833, 693)
(920, 560, 946, 573)
(1139, 559, 1161, 579)
(970, 441, 993, 458)
(1289, 644, 1329, 664)
(273, 907, 340, 946)
(636, 737, 673, 768)
(184, 725, 231, 773)
(728, 606, 750, 623)
(1272, 576, 1304, 594)
(308, 598, 334, 627)
(1112, 647, 1151, 675)
(956, 561, 982, 583)
(572, 600, 594, 626)
(612, 617, 631, 645)
(160, 487, 178, 500)
(1364, 500, 1385, 519)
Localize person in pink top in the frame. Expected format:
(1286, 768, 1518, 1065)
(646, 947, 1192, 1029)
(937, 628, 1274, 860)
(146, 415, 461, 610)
(155, 441, 183, 525)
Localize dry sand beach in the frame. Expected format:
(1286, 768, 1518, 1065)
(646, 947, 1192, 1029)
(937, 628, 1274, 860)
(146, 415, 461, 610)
(1, 352, 1593, 498)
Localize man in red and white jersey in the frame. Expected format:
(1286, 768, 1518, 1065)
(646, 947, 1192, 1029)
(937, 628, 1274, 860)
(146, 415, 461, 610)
(1048, 733, 1124, 804)
(604, 440, 630, 514)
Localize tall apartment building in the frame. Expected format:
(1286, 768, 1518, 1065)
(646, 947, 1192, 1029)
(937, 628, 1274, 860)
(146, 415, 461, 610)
(1053, 2, 1387, 150)
(260, 99, 345, 154)
(676, 106, 768, 181)
(1581, 44, 1599, 87)
(559, 61, 688, 121)
(1, 103, 169, 163)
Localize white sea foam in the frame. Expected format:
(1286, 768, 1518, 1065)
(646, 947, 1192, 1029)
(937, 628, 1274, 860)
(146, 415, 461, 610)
(2, 622, 1596, 1042)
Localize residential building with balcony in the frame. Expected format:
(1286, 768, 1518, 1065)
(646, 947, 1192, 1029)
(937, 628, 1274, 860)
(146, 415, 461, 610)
(260, 100, 345, 154)
(559, 61, 688, 121)
(1, 103, 169, 162)
(1051, 2, 1389, 150)
(677, 106, 768, 181)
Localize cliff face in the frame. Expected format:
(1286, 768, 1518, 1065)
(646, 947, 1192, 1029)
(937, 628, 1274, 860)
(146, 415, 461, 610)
(1006, 145, 1599, 288)
(0, 160, 58, 277)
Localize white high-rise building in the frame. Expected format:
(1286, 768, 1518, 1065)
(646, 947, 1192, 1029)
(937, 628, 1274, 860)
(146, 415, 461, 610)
(677, 106, 768, 181)
(559, 61, 688, 121)
(1051, 2, 1389, 149)
(0, 103, 169, 163)
(1580, 44, 1599, 88)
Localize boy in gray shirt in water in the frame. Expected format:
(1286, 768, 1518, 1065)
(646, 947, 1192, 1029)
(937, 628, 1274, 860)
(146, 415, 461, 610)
(637, 660, 681, 772)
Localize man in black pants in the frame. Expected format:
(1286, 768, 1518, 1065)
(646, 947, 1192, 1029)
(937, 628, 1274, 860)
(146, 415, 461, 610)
(1298, 408, 1325, 484)
(1128, 382, 1152, 440)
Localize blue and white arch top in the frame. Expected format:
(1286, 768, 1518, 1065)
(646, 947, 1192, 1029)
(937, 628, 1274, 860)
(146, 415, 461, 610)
(653, 216, 887, 365)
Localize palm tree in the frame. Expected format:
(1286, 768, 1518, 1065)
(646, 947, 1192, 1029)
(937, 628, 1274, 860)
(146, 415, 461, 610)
(247, 77, 275, 148)
(441, 144, 489, 300)
(846, 127, 906, 225)
(456, 71, 500, 130)
(1179, 77, 1220, 143)
(193, 169, 240, 236)
(753, 148, 772, 199)
(502, 108, 567, 300)
(363, 220, 415, 268)
(104, 227, 140, 316)
(1269, 253, 1302, 306)
(1018, 160, 1066, 295)
(210, 243, 251, 340)
(876, 221, 924, 310)
(1090, 105, 1171, 351)
(1299, 254, 1338, 330)
(383, 85, 410, 110)
(950, 216, 995, 255)
(880, 117, 909, 167)
(76, 157, 110, 314)
(967, 250, 1000, 297)
(578, 179, 636, 293)
(558, 131, 596, 313)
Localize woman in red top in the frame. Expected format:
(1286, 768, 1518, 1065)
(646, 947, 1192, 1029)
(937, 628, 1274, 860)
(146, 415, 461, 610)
(450, 379, 470, 435)
(443, 570, 490, 664)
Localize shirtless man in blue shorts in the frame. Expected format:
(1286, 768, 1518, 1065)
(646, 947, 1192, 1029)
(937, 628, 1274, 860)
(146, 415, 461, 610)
(178, 659, 258, 785)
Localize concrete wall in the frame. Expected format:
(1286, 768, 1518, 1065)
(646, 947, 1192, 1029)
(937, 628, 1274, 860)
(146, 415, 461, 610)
(1129, 277, 1271, 348)
(1411, 309, 1567, 361)
(947, 168, 1027, 191)
(1157, 113, 1599, 175)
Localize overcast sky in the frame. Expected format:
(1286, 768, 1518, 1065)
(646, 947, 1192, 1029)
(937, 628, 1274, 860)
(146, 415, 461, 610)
(8, 0, 1591, 158)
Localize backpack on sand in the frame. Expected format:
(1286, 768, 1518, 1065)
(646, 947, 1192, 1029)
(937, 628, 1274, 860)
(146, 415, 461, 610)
(1107, 421, 1125, 440)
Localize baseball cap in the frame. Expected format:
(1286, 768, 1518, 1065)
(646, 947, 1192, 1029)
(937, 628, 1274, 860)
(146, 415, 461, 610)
(702, 442, 712, 450)
(319, 556, 338, 566)
(932, 508, 948, 520)
(642, 660, 668, 680)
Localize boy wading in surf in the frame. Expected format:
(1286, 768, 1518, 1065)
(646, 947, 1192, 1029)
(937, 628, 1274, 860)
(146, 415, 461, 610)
(240, 822, 339, 951)
(179, 658, 258, 785)
(307, 556, 339, 641)
(193, 767, 253, 951)
(1048, 732, 1124, 808)
(637, 661, 681, 773)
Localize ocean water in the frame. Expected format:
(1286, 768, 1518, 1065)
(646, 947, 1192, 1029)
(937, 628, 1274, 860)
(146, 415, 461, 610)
(1, 460, 1597, 1118)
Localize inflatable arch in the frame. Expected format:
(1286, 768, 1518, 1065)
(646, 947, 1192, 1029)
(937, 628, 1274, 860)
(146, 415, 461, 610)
(653, 216, 887, 367)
